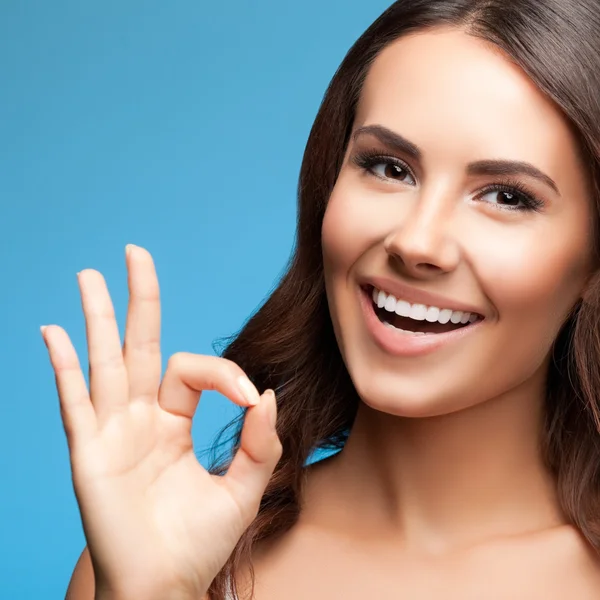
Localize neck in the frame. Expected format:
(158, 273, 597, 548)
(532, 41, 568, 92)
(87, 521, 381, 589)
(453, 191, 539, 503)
(304, 367, 566, 553)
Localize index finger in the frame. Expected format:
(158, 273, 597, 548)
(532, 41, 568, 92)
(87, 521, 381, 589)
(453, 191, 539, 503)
(158, 354, 260, 420)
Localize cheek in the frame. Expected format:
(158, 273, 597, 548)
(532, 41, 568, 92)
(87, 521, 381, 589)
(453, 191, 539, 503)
(322, 180, 395, 272)
(322, 183, 379, 349)
(471, 221, 590, 347)
(322, 186, 364, 272)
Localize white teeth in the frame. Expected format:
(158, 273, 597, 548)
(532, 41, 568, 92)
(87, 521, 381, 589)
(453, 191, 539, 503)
(395, 300, 411, 317)
(384, 295, 396, 313)
(425, 307, 440, 322)
(371, 287, 481, 326)
(410, 304, 427, 320)
(383, 321, 430, 335)
(438, 308, 453, 324)
(450, 311, 463, 324)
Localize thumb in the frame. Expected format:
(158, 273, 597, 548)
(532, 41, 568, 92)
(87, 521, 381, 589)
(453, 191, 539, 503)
(221, 389, 282, 518)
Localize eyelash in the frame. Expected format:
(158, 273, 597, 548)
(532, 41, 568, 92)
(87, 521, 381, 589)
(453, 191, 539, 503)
(351, 150, 545, 213)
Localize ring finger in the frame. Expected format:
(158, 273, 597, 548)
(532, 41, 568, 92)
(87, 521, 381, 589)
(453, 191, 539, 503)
(79, 269, 129, 422)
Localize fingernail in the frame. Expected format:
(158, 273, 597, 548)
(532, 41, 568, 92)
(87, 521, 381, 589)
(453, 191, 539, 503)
(125, 244, 135, 256)
(40, 325, 49, 346)
(237, 376, 260, 406)
(265, 389, 277, 428)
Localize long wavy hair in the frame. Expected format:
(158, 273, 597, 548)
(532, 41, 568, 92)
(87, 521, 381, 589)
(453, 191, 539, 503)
(206, 1, 600, 598)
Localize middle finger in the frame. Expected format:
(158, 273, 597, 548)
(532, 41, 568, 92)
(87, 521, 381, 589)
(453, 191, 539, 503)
(122, 244, 162, 403)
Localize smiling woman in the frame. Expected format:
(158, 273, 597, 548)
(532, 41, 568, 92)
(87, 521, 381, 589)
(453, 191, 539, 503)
(47, 1, 600, 600)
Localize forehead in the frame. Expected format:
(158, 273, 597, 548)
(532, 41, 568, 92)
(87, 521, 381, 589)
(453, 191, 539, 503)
(355, 28, 582, 180)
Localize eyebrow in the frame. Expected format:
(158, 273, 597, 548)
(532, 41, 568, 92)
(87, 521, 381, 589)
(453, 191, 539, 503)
(351, 124, 561, 196)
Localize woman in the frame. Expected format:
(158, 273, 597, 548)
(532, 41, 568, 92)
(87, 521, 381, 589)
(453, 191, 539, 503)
(44, 1, 600, 598)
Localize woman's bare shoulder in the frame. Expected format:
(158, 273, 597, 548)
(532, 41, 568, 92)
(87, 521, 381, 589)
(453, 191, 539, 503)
(485, 525, 600, 599)
(549, 526, 600, 596)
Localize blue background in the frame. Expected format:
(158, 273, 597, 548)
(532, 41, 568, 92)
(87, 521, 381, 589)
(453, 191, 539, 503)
(0, 1, 390, 597)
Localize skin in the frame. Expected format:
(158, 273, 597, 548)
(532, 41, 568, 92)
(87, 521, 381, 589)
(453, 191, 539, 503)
(62, 28, 600, 600)
(241, 27, 600, 599)
(52, 247, 281, 600)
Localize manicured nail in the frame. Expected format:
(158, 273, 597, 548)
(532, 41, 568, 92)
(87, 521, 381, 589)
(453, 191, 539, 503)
(40, 325, 49, 346)
(237, 376, 260, 406)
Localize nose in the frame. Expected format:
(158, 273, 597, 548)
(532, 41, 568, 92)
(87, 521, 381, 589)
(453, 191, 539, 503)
(384, 190, 461, 278)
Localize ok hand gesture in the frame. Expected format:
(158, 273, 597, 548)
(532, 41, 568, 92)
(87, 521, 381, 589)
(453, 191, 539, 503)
(41, 245, 281, 599)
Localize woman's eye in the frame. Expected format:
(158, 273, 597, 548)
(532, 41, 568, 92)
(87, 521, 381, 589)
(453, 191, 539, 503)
(479, 188, 528, 209)
(370, 160, 416, 185)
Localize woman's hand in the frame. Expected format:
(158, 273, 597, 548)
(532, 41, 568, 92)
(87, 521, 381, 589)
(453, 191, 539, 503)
(41, 245, 282, 600)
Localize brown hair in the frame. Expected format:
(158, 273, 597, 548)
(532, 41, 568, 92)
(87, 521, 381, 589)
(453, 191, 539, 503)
(206, 1, 600, 598)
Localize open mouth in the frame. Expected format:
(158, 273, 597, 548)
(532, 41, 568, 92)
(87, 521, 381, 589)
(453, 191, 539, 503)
(365, 285, 484, 335)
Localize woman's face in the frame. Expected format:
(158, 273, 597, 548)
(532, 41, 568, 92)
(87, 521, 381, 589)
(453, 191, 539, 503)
(322, 28, 594, 417)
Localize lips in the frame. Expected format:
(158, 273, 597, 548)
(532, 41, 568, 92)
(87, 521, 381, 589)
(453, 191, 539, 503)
(358, 285, 484, 357)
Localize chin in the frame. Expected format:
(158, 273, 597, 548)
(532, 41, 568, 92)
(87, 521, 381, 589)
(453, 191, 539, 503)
(360, 393, 467, 419)
(349, 366, 480, 419)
